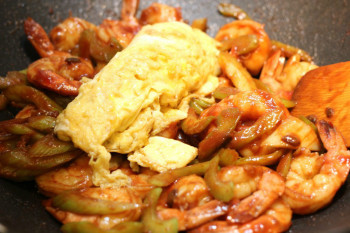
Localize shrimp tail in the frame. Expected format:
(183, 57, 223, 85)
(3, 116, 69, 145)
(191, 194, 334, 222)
(30, 70, 81, 96)
(317, 120, 347, 152)
(24, 17, 55, 58)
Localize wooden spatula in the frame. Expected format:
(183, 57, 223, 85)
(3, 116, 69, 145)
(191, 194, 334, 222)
(291, 61, 350, 147)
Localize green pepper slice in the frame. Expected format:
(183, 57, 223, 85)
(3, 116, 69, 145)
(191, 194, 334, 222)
(142, 188, 178, 233)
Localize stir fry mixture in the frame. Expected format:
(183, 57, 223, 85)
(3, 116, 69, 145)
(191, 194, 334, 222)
(1, 0, 349, 232)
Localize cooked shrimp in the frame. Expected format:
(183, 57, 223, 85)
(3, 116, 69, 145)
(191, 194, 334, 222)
(139, 2, 182, 25)
(121, 0, 140, 24)
(27, 54, 94, 96)
(282, 120, 350, 214)
(95, 0, 140, 48)
(157, 175, 227, 231)
(260, 50, 317, 99)
(158, 199, 228, 231)
(215, 20, 271, 75)
(217, 165, 285, 223)
(24, 18, 94, 95)
(158, 175, 212, 210)
(35, 155, 93, 196)
(49, 17, 97, 52)
(24, 17, 94, 96)
(197, 89, 287, 155)
(44, 187, 142, 230)
(24, 17, 58, 58)
(188, 198, 292, 233)
(201, 89, 286, 121)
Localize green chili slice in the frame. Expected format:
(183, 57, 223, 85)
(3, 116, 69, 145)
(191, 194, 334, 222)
(0, 149, 80, 170)
(235, 150, 284, 166)
(204, 156, 235, 202)
(0, 71, 27, 89)
(226, 35, 259, 55)
(27, 116, 56, 133)
(271, 40, 312, 62)
(298, 115, 317, 132)
(3, 85, 62, 112)
(52, 188, 141, 215)
(142, 188, 178, 233)
(279, 98, 296, 108)
(181, 108, 214, 135)
(229, 110, 283, 149)
(218, 3, 250, 20)
(191, 18, 207, 32)
(29, 133, 75, 157)
(198, 107, 241, 160)
(149, 160, 211, 187)
(213, 86, 239, 100)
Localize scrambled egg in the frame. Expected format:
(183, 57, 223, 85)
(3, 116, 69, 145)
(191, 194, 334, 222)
(55, 22, 220, 187)
(128, 136, 198, 172)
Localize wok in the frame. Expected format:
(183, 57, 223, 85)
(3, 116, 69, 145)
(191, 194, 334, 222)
(0, 0, 349, 232)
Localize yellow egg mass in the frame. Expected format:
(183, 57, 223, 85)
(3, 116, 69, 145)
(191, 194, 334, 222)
(55, 22, 220, 187)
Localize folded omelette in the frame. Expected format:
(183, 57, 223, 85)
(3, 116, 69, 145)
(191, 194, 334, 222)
(55, 22, 220, 187)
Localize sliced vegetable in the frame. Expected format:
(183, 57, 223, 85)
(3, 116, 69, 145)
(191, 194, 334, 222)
(191, 18, 207, 31)
(252, 79, 273, 93)
(52, 189, 141, 215)
(189, 98, 211, 115)
(0, 149, 80, 170)
(181, 108, 214, 135)
(213, 86, 239, 100)
(235, 150, 284, 166)
(271, 40, 312, 62)
(142, 188, 178, 233)
(27, 116, 56, 133)
(279, 98, 296, 108)
(218, 3, 250, 20)
(3, 123, 43, 141)
(226, 34, 259, 55)
(298, 115, 317, 132)
(29, 133, 75, 157)
(219, 52, 257, 91)
(3, 85, 62, 112)
(218, 148, 239, 166)
(149, 160, 211, 187)
(79, 29, 123, 63)
(198, 107, 241, 160)
(204, 156, 235, 202)
(229, 110, 283, 149)
(0, 71, 27, 89)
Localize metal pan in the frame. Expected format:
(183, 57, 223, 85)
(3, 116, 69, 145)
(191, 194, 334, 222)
(0, 0, 349, 232)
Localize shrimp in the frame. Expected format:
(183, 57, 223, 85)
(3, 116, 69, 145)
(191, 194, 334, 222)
(201, 89, 286, 121)
(217, 165, 285, 223)
(282, 120, 350, 214)
(49, 17, 97, 52)
(260, 50, 317, 100)
(158, 175, 212, 210)
(197, 89, 287, 156)
(215, 20, 271, 75)
(139, 2, 182, 25)
(95, 0, 140, 48)
(188, 198, 292, 233)
(35, 155, 93, 197)
(157, 175, 228, 231)
(44, 187, 142, 230)
(24, 17, 94, 96)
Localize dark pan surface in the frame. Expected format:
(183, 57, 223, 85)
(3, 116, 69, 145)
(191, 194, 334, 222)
(0, 0, 349, 232)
